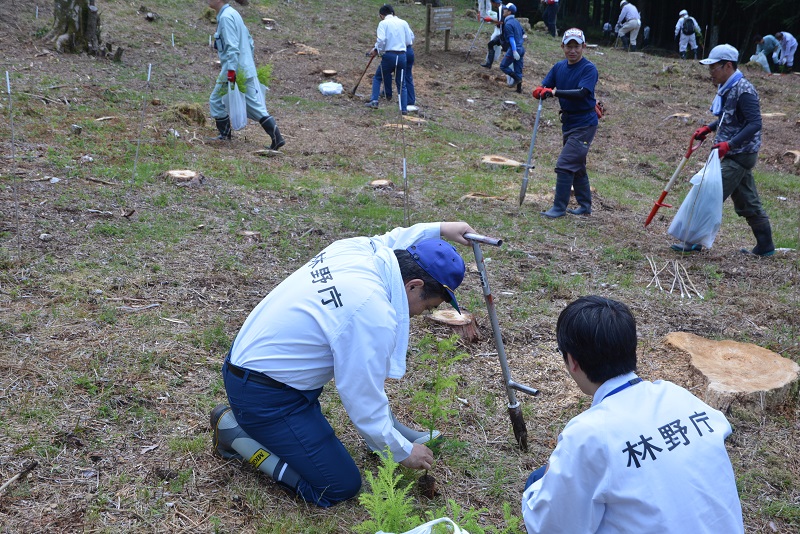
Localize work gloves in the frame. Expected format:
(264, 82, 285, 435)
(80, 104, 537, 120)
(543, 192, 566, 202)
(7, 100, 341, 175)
(532, 86, 554, 100)
(713, 141, 730, 158)
(227, 70, 237, 83)
(693, 125, 712, 141)
(513, 50, 521, 61)
(483, 16, 494, 22)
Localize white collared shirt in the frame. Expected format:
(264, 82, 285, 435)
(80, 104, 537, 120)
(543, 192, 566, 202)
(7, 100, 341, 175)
(522, 373, 744, 533)
(375, 14, 409, 54)
(231, 223, 441, 461)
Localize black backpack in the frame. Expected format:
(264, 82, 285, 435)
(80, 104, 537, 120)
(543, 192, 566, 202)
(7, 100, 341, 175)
(682, 17, 695, 36)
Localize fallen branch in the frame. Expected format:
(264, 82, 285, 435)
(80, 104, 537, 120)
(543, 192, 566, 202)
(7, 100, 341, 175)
(117, 303, 161, 313)
(0, 461, 38, 493)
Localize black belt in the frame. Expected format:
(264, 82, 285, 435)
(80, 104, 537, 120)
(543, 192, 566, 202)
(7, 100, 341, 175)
(226, 361, 288, 389)
(385, 50, 406, 53)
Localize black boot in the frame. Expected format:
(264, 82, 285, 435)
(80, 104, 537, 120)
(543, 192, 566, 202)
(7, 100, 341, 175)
(541, 173, 572, 218)
(259, 115, 285, 150)
(742, 214, 775, 256)
(482, 47, 495, 68)
(211, 116, 232, 141)
(693, 48, 699, 59)
(680, 51, 686, 60)
(567, 173, 592, 215)
(630, 44, 637, 52)
(516, 81, 523, 94)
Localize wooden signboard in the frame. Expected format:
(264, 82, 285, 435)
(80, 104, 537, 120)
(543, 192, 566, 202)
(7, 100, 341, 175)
(425, 5, 454, 53)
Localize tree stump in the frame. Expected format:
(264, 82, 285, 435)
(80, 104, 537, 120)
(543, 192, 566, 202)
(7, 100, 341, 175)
(664, 332, 800, 412)
(158, 170, 205, 186)
(480, 155, 520, 168)
(426, 310, 480, 343)
(48, 0, 101, 54)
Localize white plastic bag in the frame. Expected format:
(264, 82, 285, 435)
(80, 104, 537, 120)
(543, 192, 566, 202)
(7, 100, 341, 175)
(749, 52, 770, 73)
(668, 150, 723, 249)
(224, 82, 247, 130)
(376, 517, 469, 534)
(318, 81, 343, 95)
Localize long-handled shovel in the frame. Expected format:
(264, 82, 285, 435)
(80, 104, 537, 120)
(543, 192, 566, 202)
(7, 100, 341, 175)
(465, 18, 486, 61)
(518, 96, 544, 206)
(644, 133, 704, 227)
(465, 232, 538, 452)
(351, 54, 375, 96)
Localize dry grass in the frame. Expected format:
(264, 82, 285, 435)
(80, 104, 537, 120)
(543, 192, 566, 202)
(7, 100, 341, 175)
(1, 0, 799, 533)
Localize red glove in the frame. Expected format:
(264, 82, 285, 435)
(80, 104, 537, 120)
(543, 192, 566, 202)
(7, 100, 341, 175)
(693, 125, 712, 141)
(532, 87, 554, 100)
(713, 142, 730, 158)
(227, 70, 236, 83)
(483, 16, 494, 22)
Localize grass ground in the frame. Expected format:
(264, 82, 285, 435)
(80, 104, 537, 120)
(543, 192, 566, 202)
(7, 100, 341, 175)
(1, 0, 799, 532)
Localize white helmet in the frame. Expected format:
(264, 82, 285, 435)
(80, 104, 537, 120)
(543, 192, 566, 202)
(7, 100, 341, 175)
(679, 9, 688, 17)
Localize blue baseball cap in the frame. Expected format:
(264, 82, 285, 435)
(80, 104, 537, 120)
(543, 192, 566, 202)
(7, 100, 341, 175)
(406, 239, 466, 313)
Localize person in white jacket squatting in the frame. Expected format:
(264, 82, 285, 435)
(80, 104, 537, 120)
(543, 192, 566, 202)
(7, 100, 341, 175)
(212, 221, 475, 507)
(522, 296, 745, 533)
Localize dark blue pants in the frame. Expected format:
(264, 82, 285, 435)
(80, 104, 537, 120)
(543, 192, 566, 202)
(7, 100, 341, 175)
(543, 4, 558, 37)
(500, 47, 524, 83)
(370, 51, 407, 112)
(405, 45, 415, 105)
(525, 465, 548, 489)
(222, 359, 362, 507)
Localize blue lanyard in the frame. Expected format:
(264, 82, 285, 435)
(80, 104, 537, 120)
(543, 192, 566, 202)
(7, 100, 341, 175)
(601, 377, 642, 401)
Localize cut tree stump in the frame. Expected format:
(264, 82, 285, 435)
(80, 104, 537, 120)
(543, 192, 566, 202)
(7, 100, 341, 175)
(369, 179, 394, 189)
(481, 155, 520, 168)
(322, 69, 337, 77)
(426, 310, 480, 343)
(158, 170, 205, 186)
(665, 332, 800, 412)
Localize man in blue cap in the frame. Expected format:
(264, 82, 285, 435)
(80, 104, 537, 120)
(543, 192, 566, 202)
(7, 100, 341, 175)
(499, 3, 526, 93)
(211, 221, 475, 507)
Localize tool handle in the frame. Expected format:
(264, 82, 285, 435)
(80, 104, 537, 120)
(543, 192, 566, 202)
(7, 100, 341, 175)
(684, 134, 704, 159)
(464, 232, 502, 246)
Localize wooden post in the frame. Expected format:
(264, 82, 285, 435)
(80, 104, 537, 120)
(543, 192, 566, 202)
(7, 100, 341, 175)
(444, 28, 450, 51)
(425, 5, 431, 54)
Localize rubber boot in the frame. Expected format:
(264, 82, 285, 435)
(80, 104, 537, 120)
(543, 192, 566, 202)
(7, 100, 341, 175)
(680, 51, 686, 60)
(259, 115, 285, 150)
(210, 404, 301, 491)
(567, 173, 592, 215)
(516, 81, 523, 94)
(481, 49, 494, 68)
(630, 44, 637, 52)
(742, 215, 775, 256)
(211, 116, 232, 141)
(693, 48, 699, 59)
(541, 173, 572, 218)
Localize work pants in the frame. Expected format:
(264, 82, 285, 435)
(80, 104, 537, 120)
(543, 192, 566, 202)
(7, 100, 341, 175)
(223, 359, 362, 507)
(370, 51, 407, 112)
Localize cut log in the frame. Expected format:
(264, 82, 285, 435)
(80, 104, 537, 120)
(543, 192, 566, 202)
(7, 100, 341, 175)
(402, 116, 426, 123)
(426, 310, 480, 343)
(664, 332, 800, 412)
(262, 18, 275, 24)
(762, 113, 786, 119)
(322, 69, 337, 77)
(480, 155, 520, 168)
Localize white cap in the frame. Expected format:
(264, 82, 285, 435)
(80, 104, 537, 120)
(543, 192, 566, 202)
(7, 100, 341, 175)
(562, 28, 586, 45)
(699, 44, 739, 64)
(679, 9, 688, 16)
(503, 3, 516, 13)
(620, 1, 628, 6)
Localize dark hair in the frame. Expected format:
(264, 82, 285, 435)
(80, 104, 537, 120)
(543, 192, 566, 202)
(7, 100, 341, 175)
(379, 4, 394, 16)
(753, 34, 762, 42)
(556, 296, 637, 383)
(728, 61, 738, 70)
(394, 249, 448, 302)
